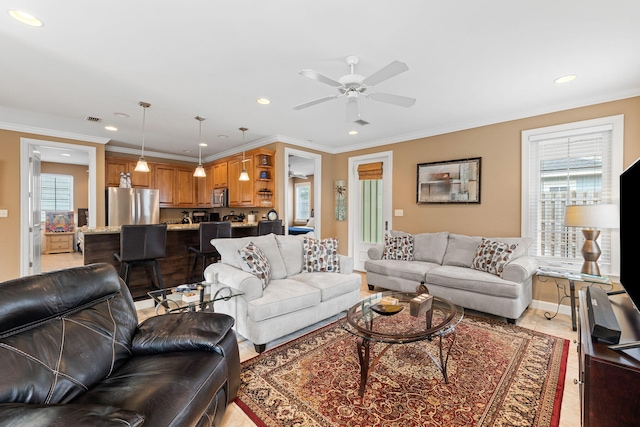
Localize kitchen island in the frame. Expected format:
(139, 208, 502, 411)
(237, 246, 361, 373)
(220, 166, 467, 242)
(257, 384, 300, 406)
(81, 222, 258, 300)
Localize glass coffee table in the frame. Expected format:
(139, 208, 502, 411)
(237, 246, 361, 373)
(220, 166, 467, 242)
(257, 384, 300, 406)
(148, 283, 242, 315)
(341, 290, 463, 396)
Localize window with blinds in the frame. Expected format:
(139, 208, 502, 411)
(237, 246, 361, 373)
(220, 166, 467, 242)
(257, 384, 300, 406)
(41, 174, 73, 222)
(522, 116, 623, 275)
(294, 182, 311, 222)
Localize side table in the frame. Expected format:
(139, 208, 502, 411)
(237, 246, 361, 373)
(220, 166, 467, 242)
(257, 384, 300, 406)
(536, 268, 612, 331)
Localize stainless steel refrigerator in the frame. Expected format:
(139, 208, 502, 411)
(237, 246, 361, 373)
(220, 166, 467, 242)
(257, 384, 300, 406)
(106, 188, 160, 226)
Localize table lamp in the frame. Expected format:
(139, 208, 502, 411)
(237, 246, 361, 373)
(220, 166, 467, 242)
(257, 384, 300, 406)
(563, 204, 619, 276)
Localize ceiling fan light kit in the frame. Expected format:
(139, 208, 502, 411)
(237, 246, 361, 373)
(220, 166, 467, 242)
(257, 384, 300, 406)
(293, 56, 416, 125)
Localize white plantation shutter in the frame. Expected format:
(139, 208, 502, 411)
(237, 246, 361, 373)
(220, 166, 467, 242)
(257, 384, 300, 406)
(522, 116, 623, 275)
(41, 174, 73, 222)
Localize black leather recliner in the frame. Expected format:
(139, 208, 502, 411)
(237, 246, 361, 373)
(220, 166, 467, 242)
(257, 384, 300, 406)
(0, 263, 240, 427)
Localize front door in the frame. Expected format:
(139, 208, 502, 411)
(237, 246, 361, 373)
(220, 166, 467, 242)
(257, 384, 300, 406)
(348, 151, 393, 271)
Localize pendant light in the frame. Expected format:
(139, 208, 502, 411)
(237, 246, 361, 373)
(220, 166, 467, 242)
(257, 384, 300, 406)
(193, 116, 207, 177)
(134, 102, 151, 172)
(238, 127, 250, 181)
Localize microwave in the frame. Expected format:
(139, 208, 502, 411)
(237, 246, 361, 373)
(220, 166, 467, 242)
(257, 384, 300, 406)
(212, 188, 228, 207)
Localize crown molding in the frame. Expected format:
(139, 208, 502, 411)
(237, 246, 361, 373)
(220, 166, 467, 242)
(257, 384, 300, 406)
(0, 121, 111, 144)
(105, 145, 198, 163)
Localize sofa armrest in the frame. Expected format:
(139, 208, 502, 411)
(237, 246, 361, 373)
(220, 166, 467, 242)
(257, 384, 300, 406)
(367, 244, 385, 261)
(0, 403, 144, 427)
(132, 312, 235, 355)
(338, 254, 354, 274)
(205, 262, 263, 300)
(502, 256, 539, 283)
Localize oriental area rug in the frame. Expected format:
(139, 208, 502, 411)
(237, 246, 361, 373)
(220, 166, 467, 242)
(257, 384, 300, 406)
(235, 315, 569, 427)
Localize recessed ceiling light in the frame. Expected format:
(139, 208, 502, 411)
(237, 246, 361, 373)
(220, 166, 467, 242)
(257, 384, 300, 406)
(114, 112, 130, 118)
(348, 130, 358, 135)
(61, 153, 71, 157)
(554, 74, 577, 84)
(199, 142, 208, 147)
(8, 10, 43, 27)
(105, 125, 118, 131)
(257, 98, 271, 105)
(183, 150, 192, 154)
(218, 135, 228, 139)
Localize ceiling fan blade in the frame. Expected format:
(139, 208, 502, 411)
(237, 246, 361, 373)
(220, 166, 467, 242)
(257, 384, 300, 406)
(346, 98, 359, 122)
(368, 92, 416, 108)
(299, 69, 343, 87)
(362, 61, 409, 87)
(292, 95, 339, 110)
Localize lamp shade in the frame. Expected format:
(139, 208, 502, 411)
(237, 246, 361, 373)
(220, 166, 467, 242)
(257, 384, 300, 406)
(563, 204, 619, 229)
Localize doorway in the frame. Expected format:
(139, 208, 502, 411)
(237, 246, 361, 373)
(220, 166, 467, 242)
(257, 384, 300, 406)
(20, 139, 97, 276)
(284, 148, 322, 238)
(348, 151, 393, 271)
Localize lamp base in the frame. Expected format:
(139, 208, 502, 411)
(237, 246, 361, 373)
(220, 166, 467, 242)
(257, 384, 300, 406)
(581, 228, 601, 276)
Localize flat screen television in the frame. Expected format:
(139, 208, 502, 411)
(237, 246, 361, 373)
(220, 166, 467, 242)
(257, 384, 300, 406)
(620, 156, 640, 313)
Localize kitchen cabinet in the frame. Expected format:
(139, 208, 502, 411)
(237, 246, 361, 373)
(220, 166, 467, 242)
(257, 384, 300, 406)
(154, 164, 176, 206)
(196, 165, 213, 207)
(212, 161, 228, 188)
(228, 156, 254, 207)
(175, 167, 196, 206)
(105, 158, 151, 188)
(254, 149, 274, 208)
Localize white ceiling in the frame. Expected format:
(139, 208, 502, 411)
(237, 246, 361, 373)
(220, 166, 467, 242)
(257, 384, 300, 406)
(2, 1, 640, 164)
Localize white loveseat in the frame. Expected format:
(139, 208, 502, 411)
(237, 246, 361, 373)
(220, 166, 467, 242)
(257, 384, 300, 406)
(204, 233, 362, 352)
(365, 232, 538, 323)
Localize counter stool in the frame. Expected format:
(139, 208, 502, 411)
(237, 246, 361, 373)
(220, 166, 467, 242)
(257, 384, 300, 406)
(258, 220, 283, 235)
(113, 224, 167, 293)
(188, 221, 232, 281)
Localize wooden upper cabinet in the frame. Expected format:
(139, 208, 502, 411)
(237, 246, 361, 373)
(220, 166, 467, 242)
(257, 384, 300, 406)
(212, 161, 228, 188)
(153, 164, 176, 206)
(175, 167, 196, 206)
(105, 157, 151, 188)
(196, 165, 213, 207)
(228, 156, 254, 207)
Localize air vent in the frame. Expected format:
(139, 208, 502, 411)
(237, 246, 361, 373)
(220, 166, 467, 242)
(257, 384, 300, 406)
(84, 116, 102, 123)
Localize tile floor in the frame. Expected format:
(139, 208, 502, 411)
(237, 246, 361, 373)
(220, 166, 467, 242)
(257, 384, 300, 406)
(41, 252, 581, 427)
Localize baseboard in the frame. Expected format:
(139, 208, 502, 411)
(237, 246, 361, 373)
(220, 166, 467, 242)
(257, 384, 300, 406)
(530, 299, 572, 317)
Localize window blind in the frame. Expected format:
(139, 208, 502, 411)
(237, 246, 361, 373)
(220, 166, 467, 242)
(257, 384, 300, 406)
(357, 162, 383, 180)
(41, 174, 73, 221)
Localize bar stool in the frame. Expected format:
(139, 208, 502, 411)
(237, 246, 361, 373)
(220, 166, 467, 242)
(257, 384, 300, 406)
(188, 221, 232, 281)
(257, 220, 283, 235)
(113, 224, 167, 293)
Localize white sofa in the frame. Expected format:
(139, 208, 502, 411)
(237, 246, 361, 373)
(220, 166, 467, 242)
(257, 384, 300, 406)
(365, 232, 538, 323)
(204, 233, 362, 352)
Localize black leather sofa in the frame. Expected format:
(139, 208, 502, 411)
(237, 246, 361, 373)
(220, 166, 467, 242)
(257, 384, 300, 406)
(0, 263, 240, 426)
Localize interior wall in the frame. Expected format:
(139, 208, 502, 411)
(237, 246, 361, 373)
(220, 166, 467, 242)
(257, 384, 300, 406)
(0, 130, 106, 282)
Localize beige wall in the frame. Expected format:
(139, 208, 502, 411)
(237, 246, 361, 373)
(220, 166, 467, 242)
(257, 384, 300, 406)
(0, 130, 105, 281)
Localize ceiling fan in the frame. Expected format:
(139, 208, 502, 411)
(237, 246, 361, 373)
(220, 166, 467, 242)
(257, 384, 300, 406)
(288, 164, 308, 179)
(293, 56, 416, 125)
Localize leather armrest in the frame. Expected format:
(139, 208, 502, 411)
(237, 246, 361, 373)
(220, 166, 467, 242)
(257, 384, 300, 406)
(0, 403, 144, 427)
(132, 312, 235, 355)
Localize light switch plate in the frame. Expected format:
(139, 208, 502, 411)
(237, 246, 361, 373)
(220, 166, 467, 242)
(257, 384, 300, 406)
(394, 209, 404, 217)
(0, 209, 8, 218)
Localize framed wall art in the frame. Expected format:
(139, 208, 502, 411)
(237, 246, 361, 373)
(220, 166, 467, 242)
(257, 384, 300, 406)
(417, 157, 481, 204)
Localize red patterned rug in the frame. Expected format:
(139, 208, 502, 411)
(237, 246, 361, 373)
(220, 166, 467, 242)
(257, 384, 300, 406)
(236, 315, 569, 427)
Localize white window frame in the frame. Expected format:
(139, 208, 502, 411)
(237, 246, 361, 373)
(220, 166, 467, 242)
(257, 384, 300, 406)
(521, 115, 623, 276)
(294, 182, 311, 223)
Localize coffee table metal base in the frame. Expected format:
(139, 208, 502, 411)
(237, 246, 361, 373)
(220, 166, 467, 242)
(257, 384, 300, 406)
(355, 332, 457, 397)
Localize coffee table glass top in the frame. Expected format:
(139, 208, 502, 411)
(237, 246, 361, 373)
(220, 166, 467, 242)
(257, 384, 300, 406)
(341, 291, 463, 344)
(147, 283, 242, 315)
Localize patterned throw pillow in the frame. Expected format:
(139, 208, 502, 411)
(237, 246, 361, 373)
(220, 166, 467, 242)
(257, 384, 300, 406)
(303, 237, 340, 273)
(382, 233, 414, 260)
(471, 238, 519, 277)
(238, 242, 272, 289)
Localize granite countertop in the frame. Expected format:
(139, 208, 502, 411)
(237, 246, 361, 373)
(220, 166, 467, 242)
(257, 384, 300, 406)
(79, 222, 258, 234)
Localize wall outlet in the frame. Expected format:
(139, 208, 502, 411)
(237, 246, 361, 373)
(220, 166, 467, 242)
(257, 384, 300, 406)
(394, 209, 404, 217)
(0, 209, 8, 218)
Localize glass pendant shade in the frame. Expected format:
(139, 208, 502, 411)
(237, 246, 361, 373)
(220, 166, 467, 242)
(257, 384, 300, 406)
(239, 168, 250, 181)
(193, 116, 207, 177)
(238, 127, 250, 181)
(135, 102, 151, 173)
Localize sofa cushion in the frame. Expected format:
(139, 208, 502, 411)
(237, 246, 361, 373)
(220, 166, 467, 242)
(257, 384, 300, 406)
(246, 279, 321, 322)
(442, 234, 483, 267)
(290, 272, 362, 301)
(238, 242, 272, 289)
(303, 237, 340, 273)
(413, 232, 449, 264)
(471, 238, 519, 277)
(212, 234, 287, 280)
(275, 234, 305, 276)
(364, 259, 439, 283)
(382, 234, 414, 260)
(426, 265, 524, 299)
(488, 236, 533, 260)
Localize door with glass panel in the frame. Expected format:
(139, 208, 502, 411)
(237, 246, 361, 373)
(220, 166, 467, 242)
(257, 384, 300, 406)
(349, 152, 392, 271)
